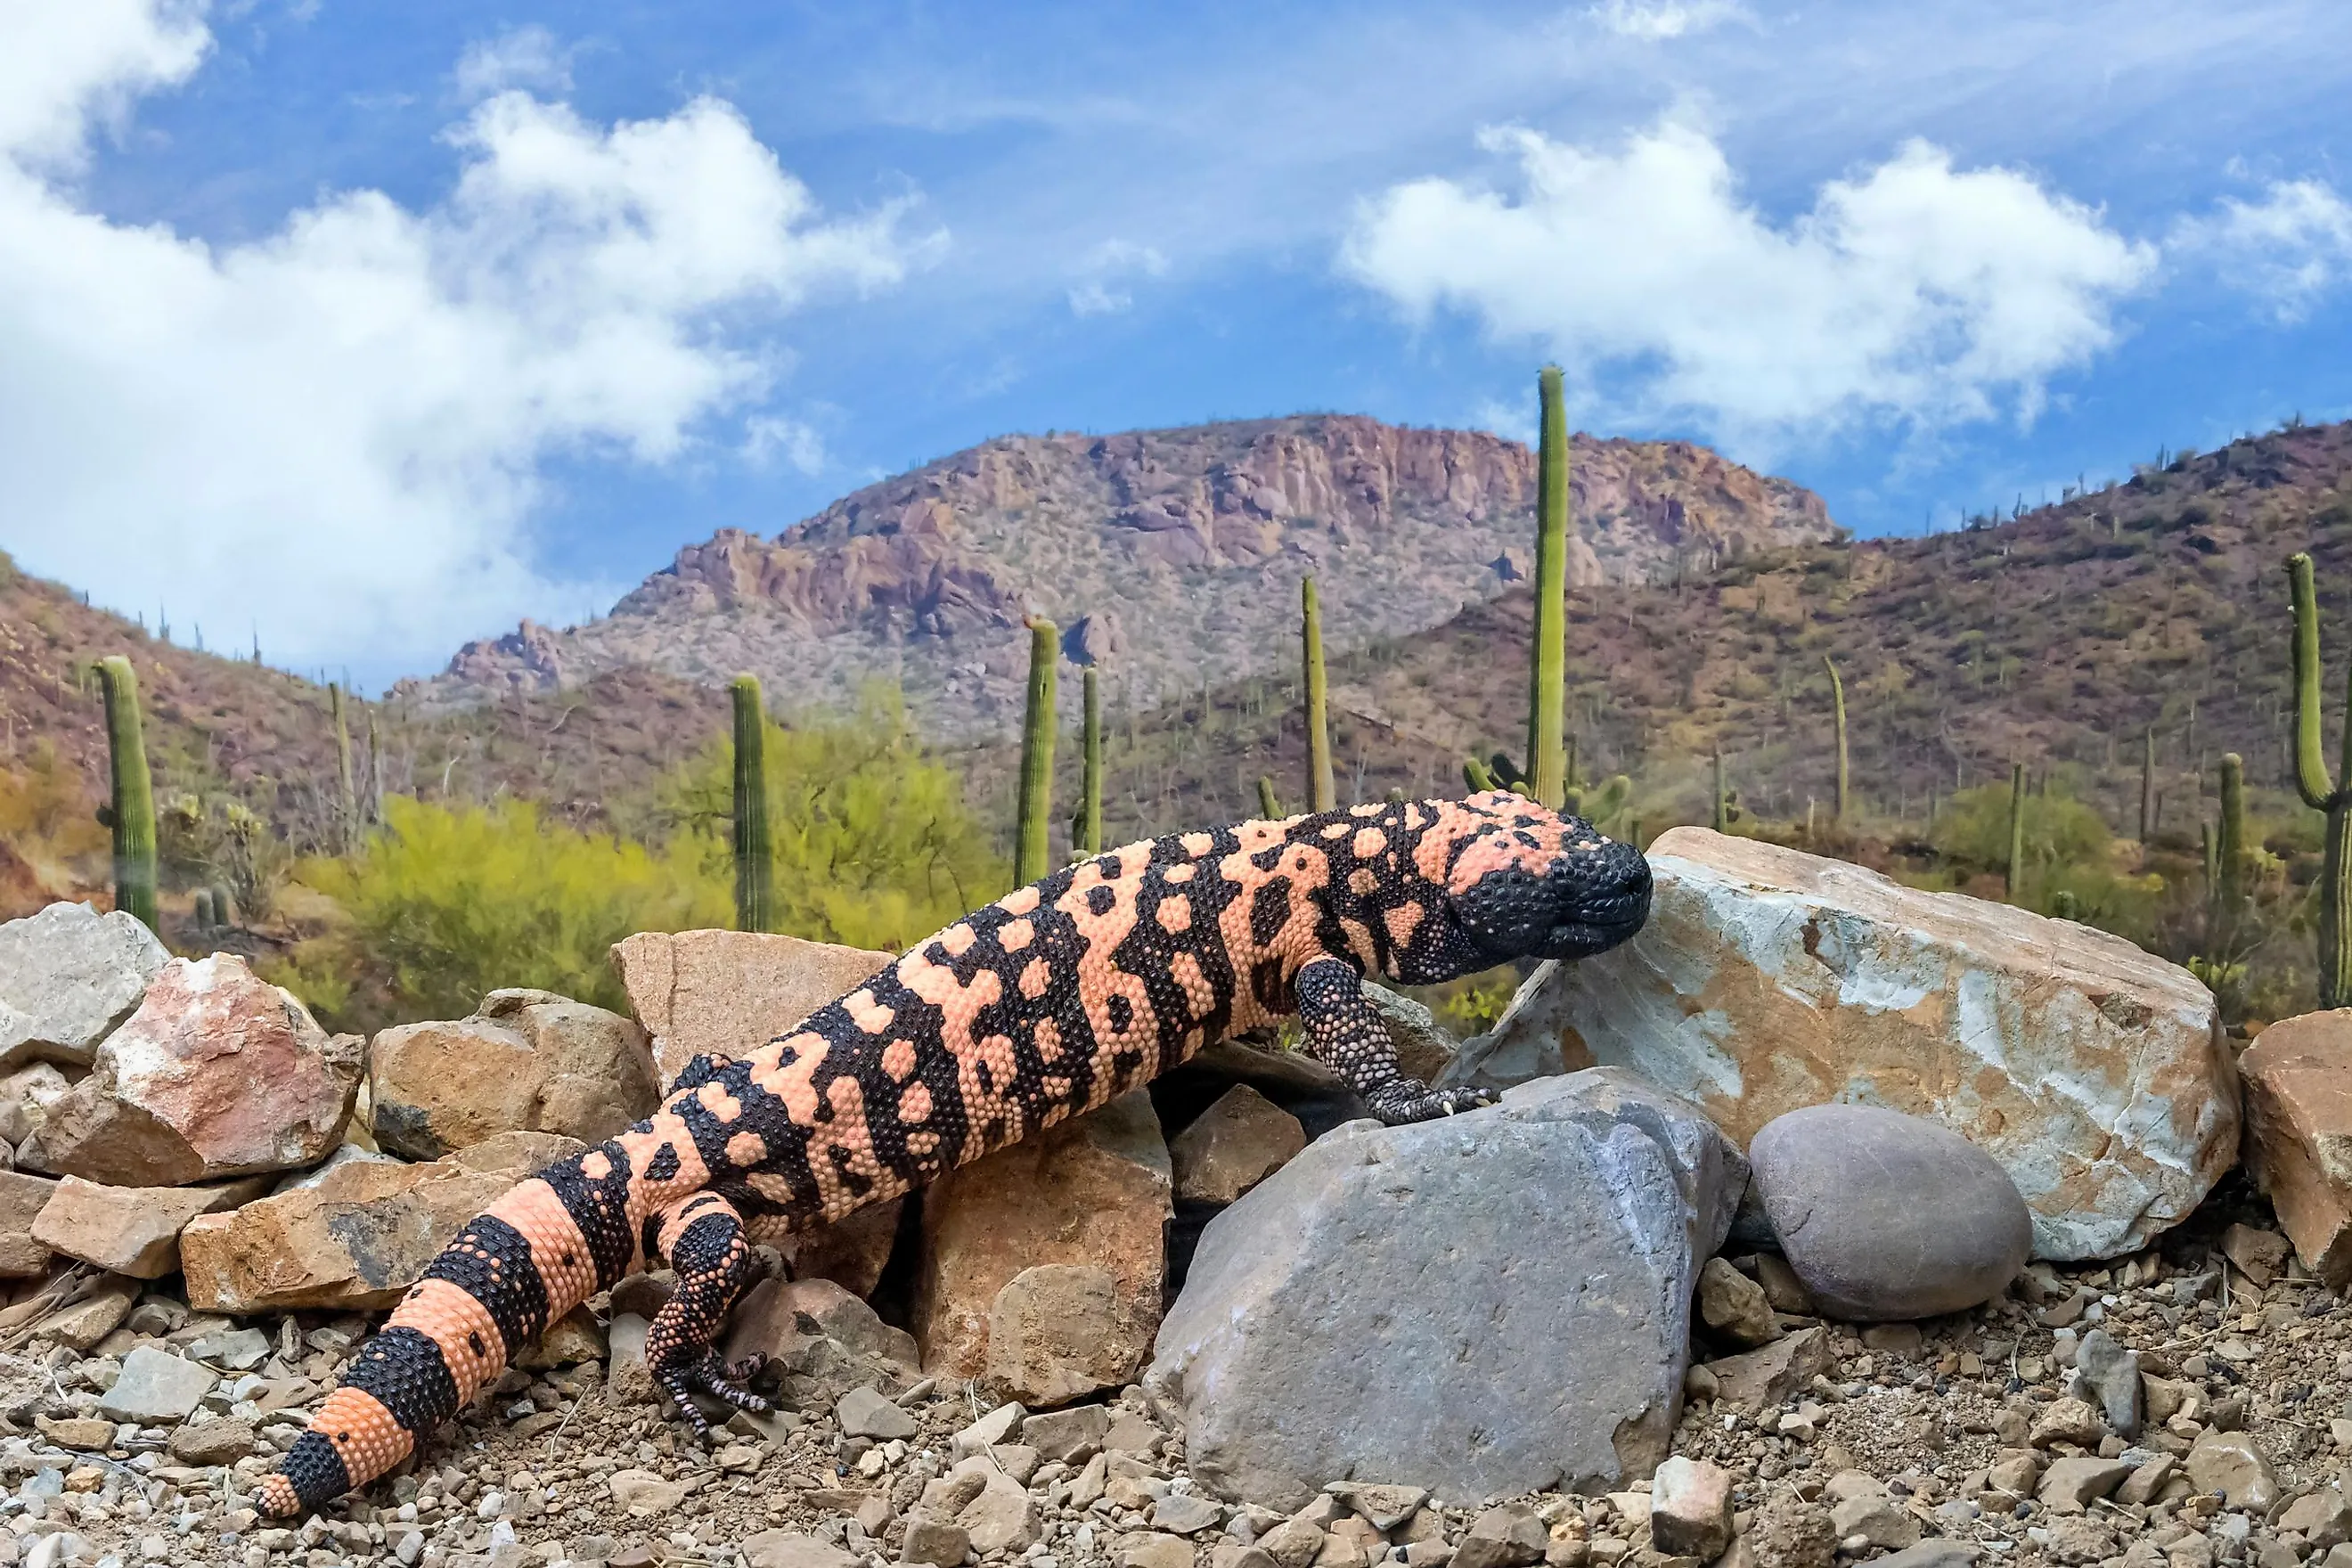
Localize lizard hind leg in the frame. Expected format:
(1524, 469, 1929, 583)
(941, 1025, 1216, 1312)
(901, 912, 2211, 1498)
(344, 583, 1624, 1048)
(645, 1191, 772, 1438)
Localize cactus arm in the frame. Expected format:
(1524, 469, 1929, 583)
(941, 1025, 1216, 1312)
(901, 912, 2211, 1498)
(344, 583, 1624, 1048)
(1527, 363, 1570, 810)
(1462, 756, 1496, 794)
(1256, 777, 1283, 820)
(1302, 578, 1335, 812)
(730, 674, 773, 933)
(1016, 617, 1058, 884)
(2289, 553, 2340, 809)
(96, 656, 158, 933)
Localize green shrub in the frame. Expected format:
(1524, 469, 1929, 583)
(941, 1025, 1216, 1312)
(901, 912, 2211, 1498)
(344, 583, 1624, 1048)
(280, 796, 728, 1026)
(653, 687, 1006, 952)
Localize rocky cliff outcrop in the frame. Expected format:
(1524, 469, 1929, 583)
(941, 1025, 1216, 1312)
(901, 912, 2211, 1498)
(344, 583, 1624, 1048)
(410, 415, 1833, 739)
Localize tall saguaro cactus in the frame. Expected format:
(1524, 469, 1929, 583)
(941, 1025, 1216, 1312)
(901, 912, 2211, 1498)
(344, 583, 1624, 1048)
(2287, 552, 2352, 1006)
(2005, 762, 2028, 902)
(1301, 578, 1335, 812)
(330, 683, 358, 852)
(1016, 617, 1058, 885)
(1074, 665, 1104, 857)
(1527, 364, 1571, 810)
(2138, 726, 2156, 844)
(1711, 748, 1728, 833)
(1822, 654, 1849, 822)
(730, 674, 772, 933)
(2212, 752, 2247, 947)
(95, 657, 157, 933)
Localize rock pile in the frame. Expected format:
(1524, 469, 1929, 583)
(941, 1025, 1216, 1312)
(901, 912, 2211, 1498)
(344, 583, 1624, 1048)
(0, 816, 2339, 1568)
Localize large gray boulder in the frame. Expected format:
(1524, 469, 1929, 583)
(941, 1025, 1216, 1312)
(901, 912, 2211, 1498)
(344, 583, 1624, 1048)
(0, 903, 168, 1071)
(1147, 1068, 1745, 1509)
(1441, 829, 2237, 1260)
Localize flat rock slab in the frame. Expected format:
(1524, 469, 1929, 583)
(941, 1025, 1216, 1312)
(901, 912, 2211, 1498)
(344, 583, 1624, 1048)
(2238, 1011, 2352, 1286)
(0, 902, 167, 1072)
(1443, 829, 2237, 1260)
(33, 955, 361, 1187)
(31, 1172, 272, 1278)
(179, 1130, 582, 1311)
(1750, 1104, 2032, 1320)
(1149, 1067, 1746, 1510)
(611, 927, 890, 1087)
(368, 988, 658, 1159)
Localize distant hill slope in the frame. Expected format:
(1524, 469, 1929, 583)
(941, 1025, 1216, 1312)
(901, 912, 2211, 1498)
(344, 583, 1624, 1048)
(17, 416, 2352, 894)
(955, 418, 2352, 853)
(404, 414, 1835, 742)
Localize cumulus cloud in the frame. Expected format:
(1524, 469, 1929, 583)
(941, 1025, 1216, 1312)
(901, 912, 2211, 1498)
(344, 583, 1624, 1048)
(1586, 0, 1753, 42)
(1067, 238, 1168, 316)
(0, 1, 931, 676)
(2172, 178, 2352, 322)
(1341, 119, 2157, 453)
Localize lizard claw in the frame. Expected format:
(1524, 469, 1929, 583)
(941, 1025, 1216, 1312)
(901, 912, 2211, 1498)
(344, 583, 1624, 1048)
(656, 1350, 772, 1438)
(1367, 1082, 1495, 1125)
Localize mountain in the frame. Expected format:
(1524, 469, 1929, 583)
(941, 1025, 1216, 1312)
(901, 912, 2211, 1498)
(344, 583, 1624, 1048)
(964, 417, 2352, 853)
(404, 415, 1835, 740)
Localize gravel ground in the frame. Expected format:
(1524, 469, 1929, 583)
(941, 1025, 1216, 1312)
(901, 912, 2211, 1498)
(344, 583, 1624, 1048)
(3, 1186, 2346, 1568)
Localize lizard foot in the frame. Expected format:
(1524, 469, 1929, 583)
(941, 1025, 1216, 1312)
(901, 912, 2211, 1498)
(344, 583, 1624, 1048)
(1365, 1082, 1496, 1125)
(655, 1351, 772, 1438)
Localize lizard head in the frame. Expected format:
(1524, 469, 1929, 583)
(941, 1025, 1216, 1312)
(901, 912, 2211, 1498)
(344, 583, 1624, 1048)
(1442, 790, 1652, 962)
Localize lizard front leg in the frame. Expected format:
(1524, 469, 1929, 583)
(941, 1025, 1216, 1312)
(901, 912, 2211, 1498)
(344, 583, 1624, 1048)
(644, 1191, 771, 1436)
(1294, 956, 1493, 1124)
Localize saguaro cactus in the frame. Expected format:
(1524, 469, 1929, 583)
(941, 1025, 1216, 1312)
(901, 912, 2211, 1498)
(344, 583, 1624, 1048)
(1711, 748, 1728, 833)
(1301, 578, 1335, 812)
(1527, 363, 1571, 810)
(730, 674, 772, 933)
(330, 683, 357, 853)
(1074, 666, 1104, 857)
(2005, 762, 2028, 902)
(2213, 753, 2247, 943)
(96, 656, 158, 933)
(1016, 617, 1058, 884)
(1822, 655, 1849, 822)
(2138, 726, 2156, 844)
(1257, 777, 1283, 820)
(2288, 552, 2352, 1006)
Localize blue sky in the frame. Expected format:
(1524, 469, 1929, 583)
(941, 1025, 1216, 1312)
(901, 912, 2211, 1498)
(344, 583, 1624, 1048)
(6, 0, 2352, 690)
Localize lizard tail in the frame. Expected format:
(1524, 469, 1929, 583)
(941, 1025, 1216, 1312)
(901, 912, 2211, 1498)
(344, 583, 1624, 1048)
(258, 1142, 630, 1516)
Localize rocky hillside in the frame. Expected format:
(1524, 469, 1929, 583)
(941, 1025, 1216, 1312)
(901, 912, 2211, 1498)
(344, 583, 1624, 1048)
(968, 417, 2352, 853)
(405, 416, 1834, 741)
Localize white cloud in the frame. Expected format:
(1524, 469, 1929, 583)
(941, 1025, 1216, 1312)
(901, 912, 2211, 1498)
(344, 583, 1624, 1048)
(2172, 177, 2352, 322)
(454, 25, 573, 101)
(1586, 0, 1753, 42)
(1341, 119, 2157, 453)
(744, 413, 828, 474)
(0, 1, 934, 676)
(1066, 238, 1167, 316)
(0, 0, 208, 168)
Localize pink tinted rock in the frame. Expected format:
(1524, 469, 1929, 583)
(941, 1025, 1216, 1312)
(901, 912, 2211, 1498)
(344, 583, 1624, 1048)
(33, 956, 360, 1187)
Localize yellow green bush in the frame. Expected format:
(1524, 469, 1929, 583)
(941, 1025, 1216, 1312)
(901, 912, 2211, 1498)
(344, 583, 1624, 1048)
(276, 795, 728, 1027)
(650, 687, 1007, 952)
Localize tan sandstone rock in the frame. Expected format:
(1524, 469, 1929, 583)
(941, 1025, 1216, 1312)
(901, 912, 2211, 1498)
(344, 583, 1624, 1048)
(779, 1196, 903, 1299)
(1441, 829, 2236, 1260)
(914, 1090, 1172, 1393)
(1171, 1084, 1307, 1205)
(611, 927, 890, 1085)
(179, 1131, 582, 1312)
(2238, 1010, 2352, 1286)
(368, 988, 659, 1159)
(0, 1170, 57, 1276)
(32, 955, 362, 1188)
(31, 1172, 272, 1278)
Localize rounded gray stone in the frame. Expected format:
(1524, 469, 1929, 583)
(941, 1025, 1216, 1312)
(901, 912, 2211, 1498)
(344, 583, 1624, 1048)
(1749, 1103, 2031, 1321)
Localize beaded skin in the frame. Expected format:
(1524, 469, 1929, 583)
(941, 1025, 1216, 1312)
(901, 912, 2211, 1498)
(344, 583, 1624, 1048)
(259, 793, 1650, 1515)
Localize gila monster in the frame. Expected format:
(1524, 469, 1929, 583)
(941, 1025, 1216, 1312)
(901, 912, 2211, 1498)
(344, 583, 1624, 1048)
(258, 790, 1651, 1515)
